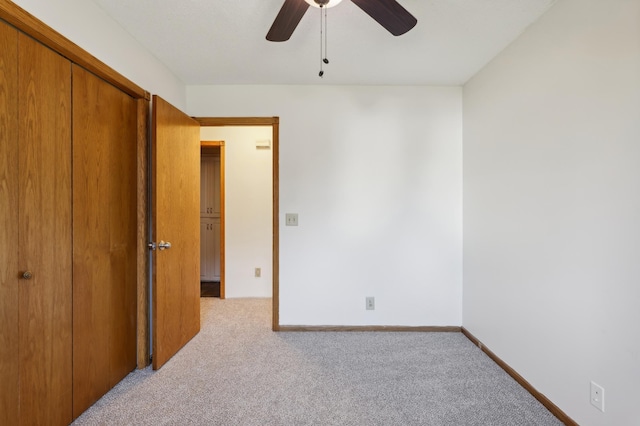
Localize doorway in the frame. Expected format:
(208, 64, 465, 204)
(195, 117, 280, 330)
(135, 115, 280, 368)
(200, 141, 224, 298)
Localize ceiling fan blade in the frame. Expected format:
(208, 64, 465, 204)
(266, 0, 310, 42)
(351, 0, 417, 36)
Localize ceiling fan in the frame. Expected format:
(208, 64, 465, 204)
(266, 0, 417, 42)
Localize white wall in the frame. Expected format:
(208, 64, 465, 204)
(463, 0, 640, 424)
(200, 126, 273, 298)
(189, 85, 463, 326)
(12, 0, 186, 109)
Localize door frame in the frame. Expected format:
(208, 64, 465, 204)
(195, 117, 280, 331)
(200, 140, 225, 298)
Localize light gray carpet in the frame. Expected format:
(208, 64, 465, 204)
(72, 298, 561, 425)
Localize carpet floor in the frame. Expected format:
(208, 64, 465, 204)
(72, 298, 562, 425)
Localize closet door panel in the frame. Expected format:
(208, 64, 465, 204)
(106, 70, 137, 387)
(72, 66, 112, 417)
(212, 156, 220, 216)
(0, 20, 19, 426)
(200, 220, 209, 280)
(72, 65, 137, 418)
(212, 218, 221, 279)
(18, 33, 72, 425)
(200, 156, 211, 216)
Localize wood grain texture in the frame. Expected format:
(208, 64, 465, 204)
(105, 72, 138, 390)
(72, 65, 137, 418)
(0, 19, 18, 426)
(0, 0, 147, 100)
(152, 96, 201, 370)
(137, 98, 150, 368)
(18, 33, 72, 425)
(0, 0, 150, 418)
(461, 327, 578, 426)
(72, 66, 110, 417)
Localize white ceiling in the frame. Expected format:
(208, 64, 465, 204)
(90, 0, 556, 86)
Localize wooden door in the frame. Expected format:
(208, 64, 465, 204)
(152, 95, 201, 369)
(18, 33, 73, 425)
(0, 19, 19, 426)
(71, 65, 138, 418)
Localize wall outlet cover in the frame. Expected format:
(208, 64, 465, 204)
(366, 297, 375, 310)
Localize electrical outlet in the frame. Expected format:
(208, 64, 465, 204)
(285, 213, 298, 226)
(366, 297, 375, 310)
(590, 381, 605, 412)
(255, 267, 261, 278)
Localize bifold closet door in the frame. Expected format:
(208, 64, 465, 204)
(72, 65, 138, 418)
(18, 31, 73, 426)
(0, 19, 19, 426)
(0, 27, 72, 425)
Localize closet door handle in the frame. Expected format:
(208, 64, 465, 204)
(22, 271, 33, 280)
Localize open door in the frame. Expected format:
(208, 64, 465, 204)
(151, 96, 201, 369)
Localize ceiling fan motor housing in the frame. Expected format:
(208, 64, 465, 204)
(314, 0, 330, 6)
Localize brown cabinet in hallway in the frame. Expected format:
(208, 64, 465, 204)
(200, 154, 221, 281)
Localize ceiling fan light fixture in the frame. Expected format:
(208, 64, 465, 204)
(304, 0, 344, 9)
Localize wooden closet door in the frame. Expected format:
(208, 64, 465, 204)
(0, 19, 19, 426)
(18, 33, 72, 425)
(72, 65, 137, 418)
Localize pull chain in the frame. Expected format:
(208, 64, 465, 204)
(324, 6, 329, 65)
(319, 6, 323, 77)
(319, 6, 329, 77)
